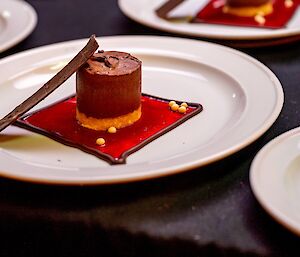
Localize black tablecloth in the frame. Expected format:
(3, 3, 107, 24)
(1, 1, 300, 256)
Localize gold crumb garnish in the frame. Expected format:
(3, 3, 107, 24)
(254, 14, 266, 25)
(96, 138, 105, 146)
(171, 104, 179, 112)
(108, 126, 117, 134)
(76, 106, 141, 131)
(222, 2, 273, 17)
(181, 102, 188, 108)
(178, 106, 187, 114)
(169, 101, 176, 107)
(285, 0, 294, 8)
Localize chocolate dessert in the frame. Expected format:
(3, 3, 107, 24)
(9, 36, 203, 165)
(76, 51, 142, 131)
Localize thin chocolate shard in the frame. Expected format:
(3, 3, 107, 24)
(0, 35, 99, 133)
(156, 0, 185, 19)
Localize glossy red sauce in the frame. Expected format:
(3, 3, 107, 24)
(194, 0, 299, 28)
(17, 95, 202, 164)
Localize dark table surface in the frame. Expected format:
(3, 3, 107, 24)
(1, 0, 300, 256)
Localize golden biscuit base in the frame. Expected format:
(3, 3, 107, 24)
(223, 2, 273, 17)
(76, 106, 142, 131)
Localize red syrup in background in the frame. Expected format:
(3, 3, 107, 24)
(194, 0, 299, 28)
(15, 94, 202, 164)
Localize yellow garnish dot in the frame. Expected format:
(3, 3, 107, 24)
(96, 138, 105, 146)
(178, 106, 187, 114)
(171, 104, 179, 112)
(169, 101, 176, 107)
(285, 0, 293, 8)
(108, 126, 117, 134)
(181, 102, 188, 108)
(254, 14, 266, 25)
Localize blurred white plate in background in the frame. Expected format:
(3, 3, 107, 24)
(0, 0, 37, 53)
(251, 127, 300, 236)
(118, 0, 300, 40)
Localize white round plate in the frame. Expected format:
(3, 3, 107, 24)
(250, 127, 300, 236)
(0, 0, 37, 52)
(118, 0, 300, 40)
(0, 36, 283, 185)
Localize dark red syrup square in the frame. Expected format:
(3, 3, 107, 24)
(194, 0, 299, 28)
(14, 94, 203, 164)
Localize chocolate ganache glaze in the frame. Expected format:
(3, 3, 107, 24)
(76, 51, 141, 119)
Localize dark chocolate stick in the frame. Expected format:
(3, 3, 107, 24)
(0, 35, 99, 133)
(156, 0, 185, 19)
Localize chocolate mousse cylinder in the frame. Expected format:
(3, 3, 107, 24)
(76, 51, 142, 130)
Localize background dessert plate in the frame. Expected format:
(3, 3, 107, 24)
(250, 127, 300, 236)
(0, 0, 37, 53)
(0, 36, 283, 185)
(118, 0, 300, 40)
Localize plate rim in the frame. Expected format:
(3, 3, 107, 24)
(250, 127, 300, 236)
(118, 0, 300, 40)
(0, 0, 37, 53)
(0, 35, 284, 185)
